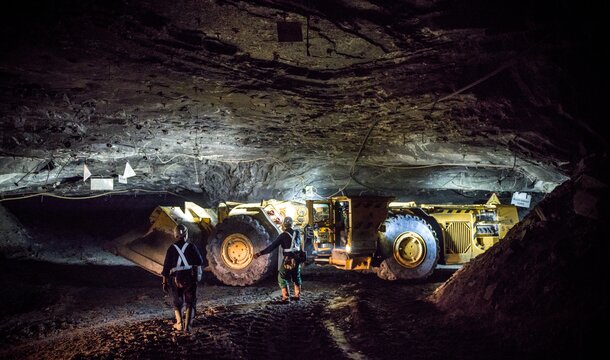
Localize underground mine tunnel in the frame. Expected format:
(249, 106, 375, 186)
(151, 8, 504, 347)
(0, 0, 608, 359)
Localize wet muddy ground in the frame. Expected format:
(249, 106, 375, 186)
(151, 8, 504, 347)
(0, 259, 529, 360)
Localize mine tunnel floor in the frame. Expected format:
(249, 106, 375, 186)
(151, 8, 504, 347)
(0, 260, 529, 360)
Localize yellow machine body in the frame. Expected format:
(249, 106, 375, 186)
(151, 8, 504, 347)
(389, 194, 519, 265)
(307, 193, 519, 271)
(107, 202, 216, 276)
(108, 199, 308, 277)
(110, 193, 519, 283)
(306, 196, 393, 271)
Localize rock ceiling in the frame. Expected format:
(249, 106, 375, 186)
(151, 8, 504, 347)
(0, 0, 606, 203)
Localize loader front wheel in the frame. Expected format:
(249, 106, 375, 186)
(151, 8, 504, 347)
(206, 215, 277, 286)
(377, 214, 440, 281)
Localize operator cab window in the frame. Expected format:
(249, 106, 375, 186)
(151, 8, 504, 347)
(313, 204, 330, 225)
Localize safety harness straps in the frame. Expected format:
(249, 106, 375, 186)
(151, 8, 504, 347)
(283, 230, 300, 254)
(170, 242, 192, 274)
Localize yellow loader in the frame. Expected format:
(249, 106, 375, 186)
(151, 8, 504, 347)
(107, 194, 518, 285)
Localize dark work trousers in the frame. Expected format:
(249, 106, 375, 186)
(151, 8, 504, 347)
(278, 264, 302, 289)
(170, 272, 197, 311)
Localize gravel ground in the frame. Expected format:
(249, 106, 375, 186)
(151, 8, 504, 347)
(0, 259, 526, 360)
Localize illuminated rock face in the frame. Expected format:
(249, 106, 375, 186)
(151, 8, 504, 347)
(0, 0, 605, 202)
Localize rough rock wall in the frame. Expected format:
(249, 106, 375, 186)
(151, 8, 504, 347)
(0, 205, 32, 257)
(0, 195, 171, 265)
(430, 154, 609, 357)
(3, 0, 600, 197)
(177, 159, 305, 204)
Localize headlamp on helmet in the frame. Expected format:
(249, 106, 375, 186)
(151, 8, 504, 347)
(176, 224, 188, 238)
(282, 216, 293, 227)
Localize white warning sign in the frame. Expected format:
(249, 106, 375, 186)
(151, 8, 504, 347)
(83, 164, 92, 182)
(511, 192, 532, 208)
(123, 162, 136, 178)
(90, 178, 114, 191)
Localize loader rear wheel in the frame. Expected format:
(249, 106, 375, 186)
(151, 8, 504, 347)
(206, 215, 276, 286)
(377, 214, 440, 281)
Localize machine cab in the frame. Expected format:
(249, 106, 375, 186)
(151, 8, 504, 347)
(306, 198, 350, 257)
(305, 196, 391, 270)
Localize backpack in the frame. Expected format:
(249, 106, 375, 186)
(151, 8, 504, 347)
(174, 269, 196, 288)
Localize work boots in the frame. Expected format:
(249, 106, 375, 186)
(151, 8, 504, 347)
(173, 309, 183, 331)
(281, 287, 290, 302)
(184, 306, 193, 333)
(292, 284, 301, 301)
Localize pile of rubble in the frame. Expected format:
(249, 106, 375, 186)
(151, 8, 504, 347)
(431, 155, 608, 357)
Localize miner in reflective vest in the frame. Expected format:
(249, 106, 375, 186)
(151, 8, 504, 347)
(162, 224, 203, 332)
(253, 216, 302, 302)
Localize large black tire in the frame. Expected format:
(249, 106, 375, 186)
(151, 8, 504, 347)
(377, 214, 440, 280)
(407, 208, 446, 264)
(302, 225, 315, 265)
(206, 215, 277, 286)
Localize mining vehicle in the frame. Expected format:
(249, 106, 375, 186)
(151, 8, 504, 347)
(108, 199, 309, 286)
(108, 194, 519, 285)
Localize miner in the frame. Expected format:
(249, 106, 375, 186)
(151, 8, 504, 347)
(162, 224, 203, 332)
(254, 216, 302, 302)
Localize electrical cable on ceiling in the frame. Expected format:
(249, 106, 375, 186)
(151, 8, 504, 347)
(359, 162, 519, 170)
(345, 67, 523, 193)
(13, 160, 45, 186)
(305, 0, 311, 56)
(53, 160, 68, 186)
(193, 158, 200, 185)
(344, 31, 558, 194)
(153, 153, 307, 189)
(312, 176, 352, 199)
(44, 159, 52, 187)
(0, 189, 188, 203)
(4, 152, 310, 201)
(143, 152, 311, 201)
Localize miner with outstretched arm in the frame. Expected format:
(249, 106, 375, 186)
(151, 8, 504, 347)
(253, 216, 302, 302)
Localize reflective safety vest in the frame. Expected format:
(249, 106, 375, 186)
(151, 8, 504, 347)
(170, 242, 193, 274)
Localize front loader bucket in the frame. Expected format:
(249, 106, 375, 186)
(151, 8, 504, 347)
(106, 203, 215, 277)
(110, 225, 173, 276)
